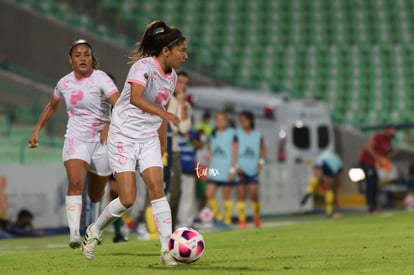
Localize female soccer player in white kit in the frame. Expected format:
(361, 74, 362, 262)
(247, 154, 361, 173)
(28, 40, 120, 248)
(82, 20, 187, 266)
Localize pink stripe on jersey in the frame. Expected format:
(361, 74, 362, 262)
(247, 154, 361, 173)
(128, 79, 146, 87)
(152, 56, 172, 78)
(106, 89, 119, 99)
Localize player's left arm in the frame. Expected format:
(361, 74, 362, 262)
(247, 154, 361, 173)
(158, 118, 168, 156)
(258, 137, 267, 171)
(228, 137, 238, 181)
(100, 92, 120, 144)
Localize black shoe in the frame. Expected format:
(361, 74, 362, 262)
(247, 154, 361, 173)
(112, 235, 127, 243)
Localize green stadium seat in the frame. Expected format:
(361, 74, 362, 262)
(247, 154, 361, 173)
(11, 0, 414, 128)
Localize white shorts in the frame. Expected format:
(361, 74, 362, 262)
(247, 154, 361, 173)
(62, 136, 111, 176)
(108, 135, 162, 174)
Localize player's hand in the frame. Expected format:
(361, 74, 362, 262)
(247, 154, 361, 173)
(28, 132, 39, 149)
(162, 111, 180, 127)
(100, 123, 110, 144)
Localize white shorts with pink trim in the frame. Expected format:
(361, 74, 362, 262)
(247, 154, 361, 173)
(62, 136, 111, 176)
(107, 133, 162, 174)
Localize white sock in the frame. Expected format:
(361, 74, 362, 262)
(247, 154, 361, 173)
(66, 195, 82, 238)
(91, 198, 127, 235)
(151, 196, 172, 251)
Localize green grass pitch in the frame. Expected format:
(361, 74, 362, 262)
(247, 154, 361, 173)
(1, 211, 414, 274)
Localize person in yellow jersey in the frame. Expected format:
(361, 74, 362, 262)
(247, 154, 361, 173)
(300, 150, 343, 218)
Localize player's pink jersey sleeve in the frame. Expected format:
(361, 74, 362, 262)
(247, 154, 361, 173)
(127, 60, 149, 88)
(98, 71, 119, 98)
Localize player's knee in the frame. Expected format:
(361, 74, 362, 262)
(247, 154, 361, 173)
(119, 197, 136, 208)
(147, 187, 165, 201)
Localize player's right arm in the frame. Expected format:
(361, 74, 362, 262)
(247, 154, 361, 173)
(28, 96, 61, 148)
(365, 136, 381, 162)
(130, 82, 180, 126)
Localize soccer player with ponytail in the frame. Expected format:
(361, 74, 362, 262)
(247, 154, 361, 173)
(82, 21, 187, 266)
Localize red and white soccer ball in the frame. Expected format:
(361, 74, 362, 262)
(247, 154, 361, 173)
(168, 227, 205, 263)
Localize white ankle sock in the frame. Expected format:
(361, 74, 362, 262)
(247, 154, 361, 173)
(151, 196, 172, 251)
(91, 198, 127, 235)
(65, 195, 82, 238)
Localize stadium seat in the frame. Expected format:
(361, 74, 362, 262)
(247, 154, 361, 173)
(9, 0, 414, 129)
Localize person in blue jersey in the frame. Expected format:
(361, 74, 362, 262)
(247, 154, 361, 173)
(206, 112, 238, 229)
(236, 111, 266, 229)
(176, 129, 200, 228)
(300, 150, 343, 218)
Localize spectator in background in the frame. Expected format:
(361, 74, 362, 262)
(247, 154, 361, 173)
(359, 126, 397, 213)
(301, 151, 343, 218)
(194, 127, 211, 212)
(206, 112, 238, 230)
(193, 111, 213, 213)
(0, 176, 8, 220)
(28, 39, 119, 249)
(195, 111, 213, 137)
(0, 218, 12, 239)
(176, 129, 199, 228)
(10, 209, 45, 237)
(236, 111, 266, 229)
(167, 71, 192, 230)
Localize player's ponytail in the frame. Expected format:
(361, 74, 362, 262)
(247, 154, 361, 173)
(129, 20, 186, 63)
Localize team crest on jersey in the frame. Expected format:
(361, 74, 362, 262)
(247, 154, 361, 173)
(64, 80, 70, 88)
(144, 73, 149, 80)
(212, 146, 226, 157)
(242, 147, 256, 159)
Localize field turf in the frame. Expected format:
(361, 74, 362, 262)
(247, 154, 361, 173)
(1, 211, 414, 274)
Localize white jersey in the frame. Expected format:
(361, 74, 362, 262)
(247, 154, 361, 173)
(110, 56, 177, 142)
(53, 69, 118, 142)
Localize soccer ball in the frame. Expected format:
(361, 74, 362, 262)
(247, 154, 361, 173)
(199, 206, 215, 225)
(168, 227, 205, 263)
